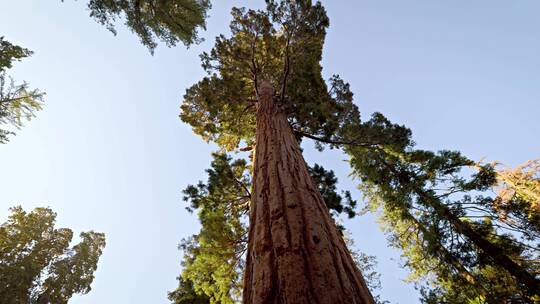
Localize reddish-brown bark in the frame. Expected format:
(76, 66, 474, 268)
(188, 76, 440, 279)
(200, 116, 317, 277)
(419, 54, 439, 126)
(242, 81, 375, 304)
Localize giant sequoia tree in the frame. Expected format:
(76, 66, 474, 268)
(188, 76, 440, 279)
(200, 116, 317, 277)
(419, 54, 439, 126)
(179, 1, 376, 302)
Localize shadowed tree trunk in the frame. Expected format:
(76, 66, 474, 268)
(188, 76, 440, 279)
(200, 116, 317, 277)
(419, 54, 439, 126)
(242, 81, 375, 304)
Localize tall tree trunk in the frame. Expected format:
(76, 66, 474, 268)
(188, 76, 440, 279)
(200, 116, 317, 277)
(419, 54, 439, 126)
(243, 81, 375, 304)
(383, 160, 540, 298)
(431, 196, 540, 298)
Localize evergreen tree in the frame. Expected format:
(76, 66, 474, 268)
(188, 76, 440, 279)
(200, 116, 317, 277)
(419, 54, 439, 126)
(0, 37, 44, 144)
(343, 132, 540, 302)
(174, 153, 249, 304)
(0, 206, 106, 304)
(179, 1, 376, 301)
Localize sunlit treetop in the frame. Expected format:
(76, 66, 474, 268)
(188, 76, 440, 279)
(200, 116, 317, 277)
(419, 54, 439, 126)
(83, 0, 211, 53)
(180, 0, 366, 150)
(180, 0, 411, 153)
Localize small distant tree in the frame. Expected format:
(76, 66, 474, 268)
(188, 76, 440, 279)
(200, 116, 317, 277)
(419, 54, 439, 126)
(0, 206, 106, 304)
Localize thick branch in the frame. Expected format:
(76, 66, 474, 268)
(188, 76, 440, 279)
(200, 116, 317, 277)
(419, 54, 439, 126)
(294, 130, 381, 148)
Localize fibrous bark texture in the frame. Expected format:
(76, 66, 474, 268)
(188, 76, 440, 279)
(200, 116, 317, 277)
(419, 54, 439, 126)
(243, 81, 375, 304)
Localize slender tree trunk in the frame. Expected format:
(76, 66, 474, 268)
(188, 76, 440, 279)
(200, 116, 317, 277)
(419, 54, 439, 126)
(381, 160, 540, 297)
(436, 201, 540, 297)
(242, 81, 375, 304)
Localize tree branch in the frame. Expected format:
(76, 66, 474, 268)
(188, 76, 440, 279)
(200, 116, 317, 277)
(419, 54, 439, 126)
(293, 130, 381, 148)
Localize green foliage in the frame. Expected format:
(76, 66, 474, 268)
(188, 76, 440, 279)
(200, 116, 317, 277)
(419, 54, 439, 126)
(0, 38, 44, 144)
(168, 276, 211, 304)
(0, 37, 32, 72)
(180, 1, 359, 151)
(0, 206, 106, 304)
(0, 73, 44, 143)
(82, 0, 211, 53)
(308, 163, 357, 219)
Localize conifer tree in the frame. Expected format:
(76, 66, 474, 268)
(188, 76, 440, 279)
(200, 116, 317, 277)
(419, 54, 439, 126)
(343, 134, 540, 302)
(0, 207, 106, 304)
(180, 1, 376, 302)
(0, 37, 44, 143)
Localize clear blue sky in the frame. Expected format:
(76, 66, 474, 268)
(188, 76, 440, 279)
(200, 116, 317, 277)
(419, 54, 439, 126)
(1, 1, 539, 303)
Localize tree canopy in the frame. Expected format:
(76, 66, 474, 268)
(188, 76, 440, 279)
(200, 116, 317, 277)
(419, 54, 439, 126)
(180, 0, 366, 151)
(0, 206, 106, 304)
(83, 0, 211, 53)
